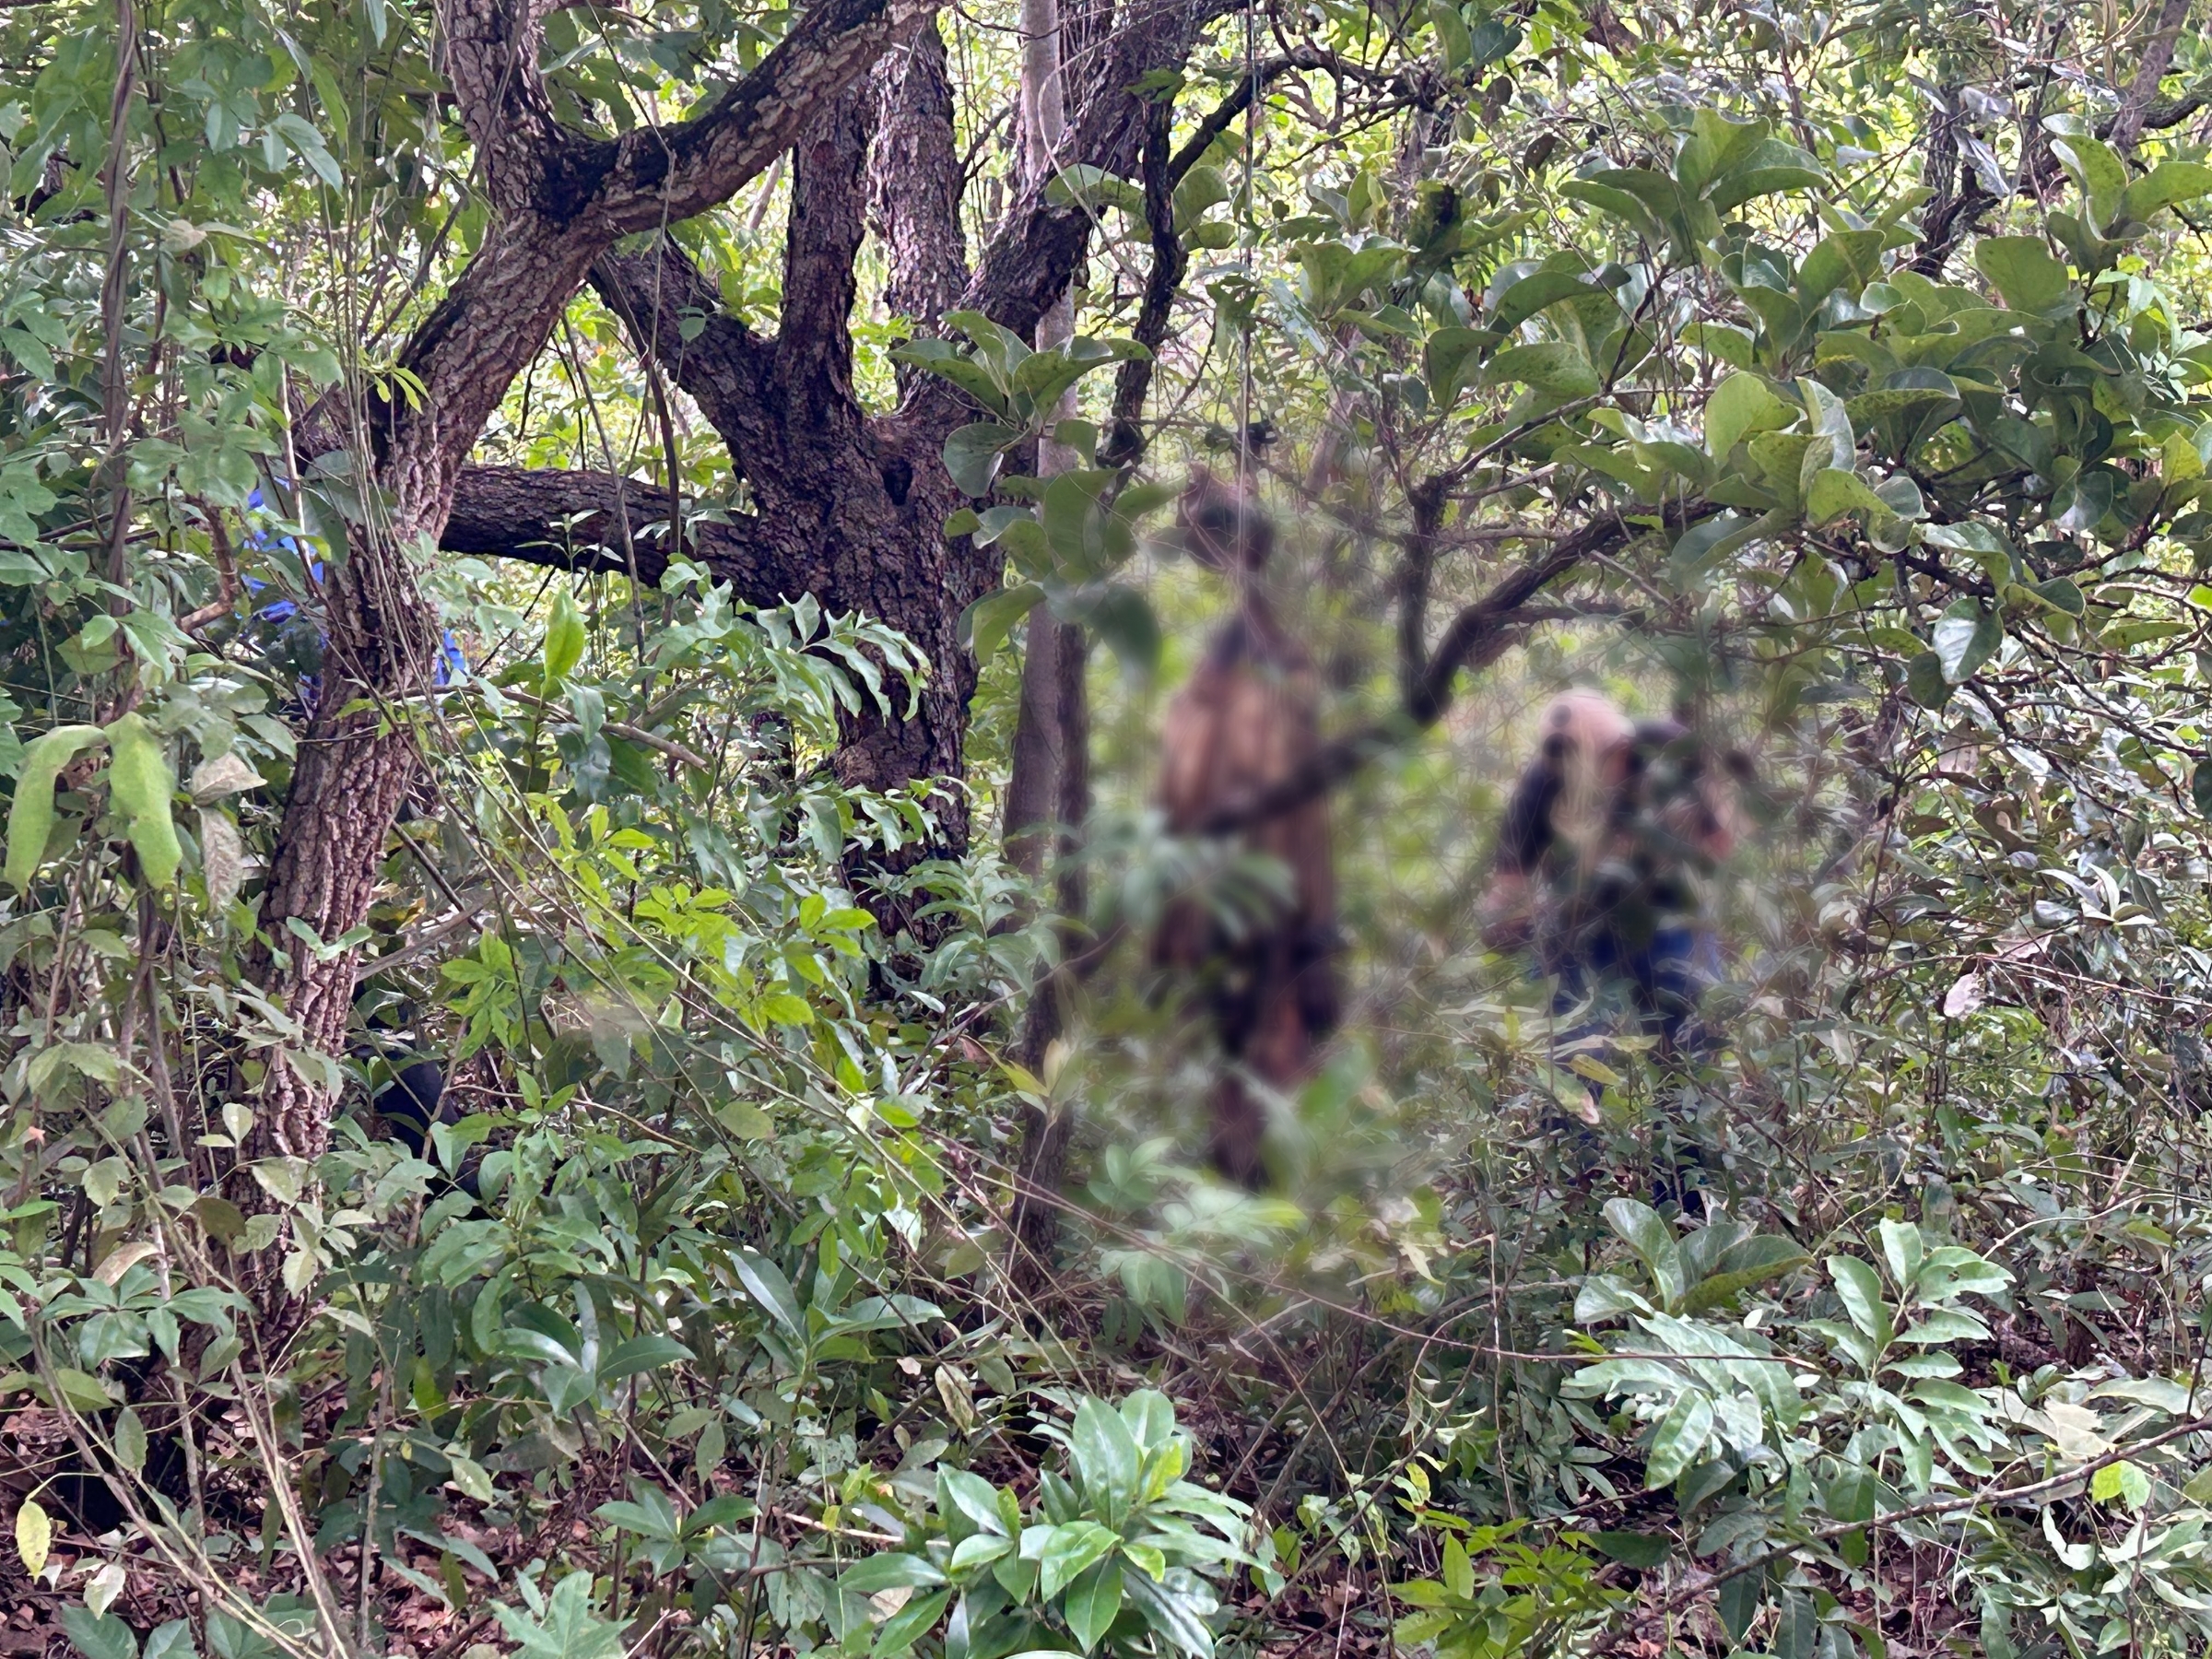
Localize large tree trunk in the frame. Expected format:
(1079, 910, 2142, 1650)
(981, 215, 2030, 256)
(449, 0, 1233, 866)
(246, 0, 910, 1171)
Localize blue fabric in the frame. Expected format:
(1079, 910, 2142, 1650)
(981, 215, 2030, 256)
(1550, 924, 1717, 1052)
(236, 488, 466, 700)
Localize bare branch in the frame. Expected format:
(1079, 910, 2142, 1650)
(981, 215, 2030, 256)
(2109, 0, 2194, 151)
(590, 0, 913, 232)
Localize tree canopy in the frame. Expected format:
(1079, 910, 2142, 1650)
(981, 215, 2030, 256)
(7, 0, 2212, 1653)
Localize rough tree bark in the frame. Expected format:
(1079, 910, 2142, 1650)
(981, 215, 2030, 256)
(2110, 0, 2194, 152)
(251, 0, 914, 1167)
(442, 0, 1235, 865)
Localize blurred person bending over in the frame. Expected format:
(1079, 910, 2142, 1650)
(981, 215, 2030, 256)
(1480, 690, 1743, 1076)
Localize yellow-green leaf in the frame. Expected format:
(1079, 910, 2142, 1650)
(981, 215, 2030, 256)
(104, 713, 182, 887)
(5, 724, 106, 889)
(542, 586, 585, 688)
(14, 1497, 49, 1576)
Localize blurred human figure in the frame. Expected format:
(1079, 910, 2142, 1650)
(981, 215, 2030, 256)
(1480, 690, 1742, 1067)
(1154, 469, 1339, 1186)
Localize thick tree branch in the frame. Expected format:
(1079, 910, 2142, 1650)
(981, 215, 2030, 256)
(776, 79, 877, 443)
(872, 18, 971, 339)
(1100, 95, 1183, 467)
(592, 241, 778, 469)
(441, 0, 575, 211)
(446, 463, 797, 597)
(2109, 0, 2194, 151)
(961, 0, 1230, 343)
(2097, 76, 2212, 140)
(586, 0, 911, 231)
(442, 464, 668, 576)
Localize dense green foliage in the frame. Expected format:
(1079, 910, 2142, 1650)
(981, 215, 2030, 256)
(9, 0, 2212, 1655)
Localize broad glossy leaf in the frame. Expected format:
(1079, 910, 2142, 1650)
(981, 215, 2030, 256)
(59, 1609, 135, 1659)
(1805, 468, 1889, 526)
(1036, 1522, 1120, 1599)
(1063, 1557, 1124, 1652)
(1828, 1255, 1894, 1347)
(2120, 160, 2212, 227)
(841, 1554, 951, 1594)
(1072, 1394, 1143, 1521)
(1488, 340, 1600, 398)
(1974, 236, 2069, 314)
(1704, 371, 1796, 459)
(1604, 1197, 1686, 1309)
(944, 422, 1018, 499)
(731, 1248, 806, 1338)
(960, 582, 1044, 664)
(1488, 270, 1596, 335)
(1931, 601, 2001, 683)
(1644, 1388, 1714, 1488)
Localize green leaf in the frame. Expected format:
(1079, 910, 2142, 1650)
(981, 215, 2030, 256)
(2194, 759, 2212, 818)
(731, 1249, 806, 1338)
(761, 992, 814, 1026)
(1488, 340, 1600, 398)
(112, 1405, 146, 1473)
(542, 586, 585, 689)
(1677, 111, 1771, 193)
(1795, 229, 1886, 305)
(1488, 271, 1595, 335)
(944, 422, 1018, 498)
(493, 1571, 628, 1659)
(1036, 1522, 1120, 1600)
(1877, 1218, 1925, 1291)
(939, 1467, 1009, 1537)
(2090, 1459, 2150, 1510)
(1644, 1389, 1714, 1488)
(6, 725, 105, 889)
(1604, 1197, 1686, 1309)
(60, 1609, 136, 1659)
(2120, 160, 2212, 227)
(1071, 1395, 1143, 1523)
(598, 1334, 691, 1382)
(2050, 133, 2127, 229)
(1681, 1237, 1812, 1312)
(2032, 576, 2084, 616)
(2052, 469, 2114, 532)
(962, 582, 1045, 665)
(1063, 1557, 1125, 1652)
(1974, 236, 2069, 314)
(1931, 600, 2002, 684)
(841, 1554, 950, 1594)
(893, 341, 1011, 415)
(1590, 1530, 1669, 1568)
(951, 1533, 1013, 1571)
(1805, 468, 1891, 526)
(876, 1588, 951, 1656)
(1075, 582, 1159, 677)
(1705, 371, 1796, 460)
(103, 714, 181, 888)
(1829, 1255, 1894, 1348)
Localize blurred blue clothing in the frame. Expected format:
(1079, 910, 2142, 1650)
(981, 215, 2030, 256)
(238, 488, 465, 708)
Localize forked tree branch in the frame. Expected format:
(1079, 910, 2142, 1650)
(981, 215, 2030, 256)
(1193, 504, 1716, 834)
